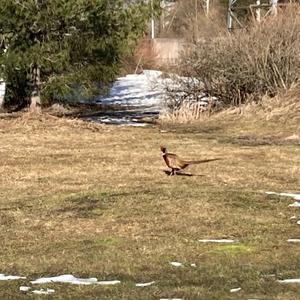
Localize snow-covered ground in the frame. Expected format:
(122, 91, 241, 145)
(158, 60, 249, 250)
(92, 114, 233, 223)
(0, 274, 26, 280)
(198, 239, 237, 243)
(96, 70, 165, 110)
(90, 70, 166, 125)
(31, 274, 121, 285)
(266, 192, 300, 207)
(91, 70, 217, 125)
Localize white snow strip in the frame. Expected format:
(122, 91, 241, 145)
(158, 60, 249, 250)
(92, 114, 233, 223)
(279, 193, 300, 200)
(94, 117, 147, 127)
(32, 288, 55, 295)
(170, 262, 183, 267)
(198, 239, 237, 243)
(0, 274, 26, 281)
(135, 281, 155, 287)
(297, 220, 300, 225)
(290, 216, 297, 219)
(20, 286, 31, 292)
(31, 274, 120, 285)
(289, 202, 300, 207)
(230, 287, 242, 293)
(191, 263, 197, 267)
(278, 279, 300, 284)
(266, 192, 300, 201)
(287, 239, 300, 243)
(160, 299, 183, 300)
(96, 280, 121, 285)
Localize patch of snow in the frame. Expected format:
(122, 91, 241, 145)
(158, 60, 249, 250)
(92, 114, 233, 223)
(230, 287, 242, 293)
(290, 216, 297, 219)
(285, 134, 299, 140)
(19, 286, 31, 292)
(96, 70, 165, 111)
(170, 262, 183, 267)
(297, 220, 300, 225)
(32, 288, 55, 295)
(0, 274, 26, 281)
(198, 239, 237, 243)
(289, 202, 300, 207)
(278, 279, 300, 284)
(266, 192, 300, 201)
(280, 193, 300, 200)
(31, 274, 120, 285)
(92, 116, 148, 127)
(287, 239, 300, 243)
(96, 280, 121, 285)
(160, 299, 183, 300)
(135, 281, 155, 287)
(191, 263, 197, 267)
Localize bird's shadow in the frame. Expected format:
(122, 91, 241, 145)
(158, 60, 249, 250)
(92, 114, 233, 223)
(163, 170, 205, 177)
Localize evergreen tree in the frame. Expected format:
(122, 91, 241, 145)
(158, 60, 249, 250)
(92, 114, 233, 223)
(0, 0, 160, 109)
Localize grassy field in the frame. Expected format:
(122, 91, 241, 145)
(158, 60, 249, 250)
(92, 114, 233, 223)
(0, 111, 299, 299)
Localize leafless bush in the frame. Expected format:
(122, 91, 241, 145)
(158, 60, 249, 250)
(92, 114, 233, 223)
(177, 5, 300, 107)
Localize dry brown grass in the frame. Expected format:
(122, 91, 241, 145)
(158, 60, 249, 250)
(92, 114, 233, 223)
(0, 111, 299, 299)
(161, 87, 300, 127)
(159, 100, 215, 124)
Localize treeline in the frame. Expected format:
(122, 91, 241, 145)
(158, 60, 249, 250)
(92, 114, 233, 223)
(0, 0, 160, 110)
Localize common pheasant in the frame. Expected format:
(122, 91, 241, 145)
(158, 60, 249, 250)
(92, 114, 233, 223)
(160, 146, 220, 175)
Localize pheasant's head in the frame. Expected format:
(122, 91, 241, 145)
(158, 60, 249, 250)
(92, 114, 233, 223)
(160, 146, 167, 153)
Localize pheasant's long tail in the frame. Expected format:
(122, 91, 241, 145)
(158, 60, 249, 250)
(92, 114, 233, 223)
(186, 158, 221, 165)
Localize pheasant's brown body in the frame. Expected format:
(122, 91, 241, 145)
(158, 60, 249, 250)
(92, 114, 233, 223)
(161, 146, 219, 175)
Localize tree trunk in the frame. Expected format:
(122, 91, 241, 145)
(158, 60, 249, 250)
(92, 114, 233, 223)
(30, 66, 41, 112)
(0, 83, 4, 109)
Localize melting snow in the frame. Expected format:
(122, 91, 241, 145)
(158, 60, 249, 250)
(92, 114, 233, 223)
(88, 70, 169, 126)
(96, 70, 165, 111)
(170, 262, 183, 267)
(0, 274, 26, 281)
(31, 274, 120, 285)
(287, 239, 300, 243)
(266, 192, 300, 207)
(289, 202, 300, 207)
(266, 192, 300, 201)
(198, 239, 237, 243)
(160, 299, 183, 300)
(278, 279, 300, 284)
(89, 116, 148, 127)
(230, 287, 242, 293)
(135, 281, 155, 287)
(32, 288, 55, 295)
(20, 286, 31, 292)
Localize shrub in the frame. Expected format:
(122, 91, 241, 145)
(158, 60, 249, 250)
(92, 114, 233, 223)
(175, 5, 300, 107)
